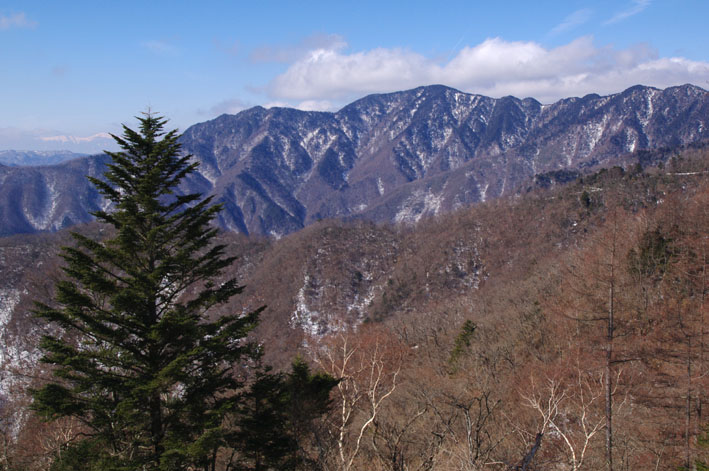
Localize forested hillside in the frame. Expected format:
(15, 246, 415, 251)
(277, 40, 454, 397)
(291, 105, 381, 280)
(2, 145, 709, 470)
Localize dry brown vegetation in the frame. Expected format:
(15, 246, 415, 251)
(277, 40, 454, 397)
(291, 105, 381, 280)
(2, 147, 709, 469)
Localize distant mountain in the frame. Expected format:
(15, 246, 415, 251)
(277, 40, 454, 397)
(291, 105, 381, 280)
(179, 83, 709, 234)
(0, 154, 109, 235)
(1, 84, 709, 236)
(0, 150, 86, 167)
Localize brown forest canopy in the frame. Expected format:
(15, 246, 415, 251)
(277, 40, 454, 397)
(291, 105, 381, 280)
(2, 145, 709, 469)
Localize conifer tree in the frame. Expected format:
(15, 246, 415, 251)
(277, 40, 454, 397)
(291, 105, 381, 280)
(231, 357, 338, 470)
(32, 113, 262, 471)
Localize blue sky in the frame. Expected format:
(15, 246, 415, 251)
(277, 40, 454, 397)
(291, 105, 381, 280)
(2, 0, 709, 152)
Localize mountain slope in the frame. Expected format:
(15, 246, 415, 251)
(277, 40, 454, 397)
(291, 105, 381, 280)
(0, 155, 110, 236)
(3, 84, 709, 236)
(180, 83, 709, 233)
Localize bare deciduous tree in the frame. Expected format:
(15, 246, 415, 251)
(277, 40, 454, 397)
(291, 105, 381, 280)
(522, 368, 609, 471)
(312, 326, 404, 471)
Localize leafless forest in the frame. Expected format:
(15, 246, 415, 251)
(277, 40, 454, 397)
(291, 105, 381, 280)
(2, 147, 709, 470)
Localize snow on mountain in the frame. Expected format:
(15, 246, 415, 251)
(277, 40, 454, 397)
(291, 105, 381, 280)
(2, 84, 709, 237)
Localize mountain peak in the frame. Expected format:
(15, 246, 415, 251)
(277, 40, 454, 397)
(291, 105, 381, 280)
(3, 84, 709, 237)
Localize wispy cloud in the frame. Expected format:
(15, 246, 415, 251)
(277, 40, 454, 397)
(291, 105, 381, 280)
(550, 9, 593, 35)
(266, 35, 709, 105)
(0, 12, 37, 30)
(249, 34, 346, 63)
(213, 38, 239, 56)
(142, 40, 178, 56)
(203, 97, 329, 118)
(604, 0, 651, 25)
(51, 65, 68, 77)
(205, 98, 250, 116)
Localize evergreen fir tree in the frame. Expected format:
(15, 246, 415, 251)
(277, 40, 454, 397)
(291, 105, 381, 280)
(32, 113, 262, 471)
(230, 357, 338, 471)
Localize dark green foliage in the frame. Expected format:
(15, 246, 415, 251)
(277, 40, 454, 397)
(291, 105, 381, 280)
(628, 227, 674, 280)
(32, 113, 262, 471)
(580, 190, 592, 209)
(696, 429, 709, 471)
(371, 272, 416, 321)
(230, 357, 338, 470)
(448, 320, 477, 373)
(630, 162, 643, 176)
(533, 169, 581, 189)
(283, 356, 339, 468)
(48, 439, 109, 471)
(232, 370, 293, 470)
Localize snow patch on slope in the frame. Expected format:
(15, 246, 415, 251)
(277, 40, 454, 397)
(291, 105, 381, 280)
(199, 166, 219, 187)
(0, 288, 40, 439)
(346, 269, 376, 320)
(0, 288, 42, 414)
(0, 289, 21, 370)
(639, 88, 659, 129)
(582, 115, 609, 156)
(479, 183, 489, 202)
(377, 177, 385, 196)
(291, 275, 326, 337)
(23, 178, 61, 231)
(394, 188, 444, 224)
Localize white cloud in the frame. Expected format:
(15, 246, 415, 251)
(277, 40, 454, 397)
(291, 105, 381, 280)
(263, 101, 290, 109)
(269, 44, 431, 100)
(604, 0, 651, 25)
(295, 100, 335, 112)
(0, 12, 37, 30)
(550, 8, 593, 35)
(267, 36, 709, 104)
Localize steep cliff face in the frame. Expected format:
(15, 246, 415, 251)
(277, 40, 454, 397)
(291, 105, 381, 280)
(3, 84, 709, 236)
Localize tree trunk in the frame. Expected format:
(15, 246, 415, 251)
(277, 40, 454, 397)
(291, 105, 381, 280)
(686, 335, 693, 471)
(605, 220, 617, 471)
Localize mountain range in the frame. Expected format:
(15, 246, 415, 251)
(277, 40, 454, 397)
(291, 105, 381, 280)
(1, 83, 708, 237)
(0, 150, 86, 167)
